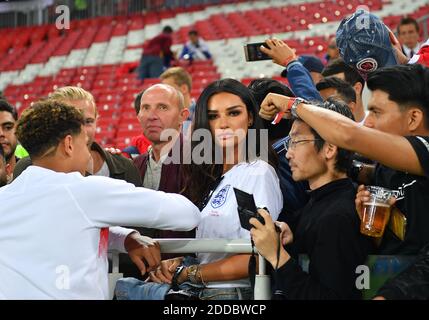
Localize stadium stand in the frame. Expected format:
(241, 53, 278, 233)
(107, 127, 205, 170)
(1, 0, 428, 149)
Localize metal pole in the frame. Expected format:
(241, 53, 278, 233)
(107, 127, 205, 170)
(157, 238, 254, 253)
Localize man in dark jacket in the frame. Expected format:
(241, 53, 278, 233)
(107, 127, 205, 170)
(133, 83, 193, 256)
(251, 99, 372, 299)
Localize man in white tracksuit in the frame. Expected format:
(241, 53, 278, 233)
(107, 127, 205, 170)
(0, 99, 200, 299)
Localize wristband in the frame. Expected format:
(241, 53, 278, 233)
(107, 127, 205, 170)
(282, 56, 296, 67)
(271, 98, 296, 124)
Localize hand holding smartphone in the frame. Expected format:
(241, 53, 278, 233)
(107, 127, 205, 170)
(243, 42, 272, 61)
(234, 188, 280, 232)
(234, 188, 264, 230)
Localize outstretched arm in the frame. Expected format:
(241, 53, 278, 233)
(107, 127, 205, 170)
(259, 93, 425, 176)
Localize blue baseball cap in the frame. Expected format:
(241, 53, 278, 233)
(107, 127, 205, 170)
(281, 55, 324, 78)
(336, 9, 398, 78)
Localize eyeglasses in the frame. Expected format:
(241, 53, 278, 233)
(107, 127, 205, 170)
(284, 138, 321, 150)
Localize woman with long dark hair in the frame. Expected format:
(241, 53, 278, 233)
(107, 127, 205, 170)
(147, 79, 283, 300)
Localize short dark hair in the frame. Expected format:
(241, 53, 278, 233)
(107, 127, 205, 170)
(188, 30, 198, 36)
(316, 76, 356, 104)
(163, 25, 173, 33)
(398, 17, 420, 34)
(0, 99, 18, 121)
(16, 100, 84, 159)
(248, 78, 295, 140)
(322, 58, 365, 90)
(134, 90, 144, 115)
(299, 97, 355, 173)
(367, 64, 429, 129)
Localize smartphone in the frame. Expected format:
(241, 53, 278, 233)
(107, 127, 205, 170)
(234, 188, 265, 230)
(244, 42, 271, 62)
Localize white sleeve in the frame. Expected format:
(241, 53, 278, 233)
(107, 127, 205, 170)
(238, 161, 283, 220)
(69, 176, 201, 230)
(108, 226, 135, 253)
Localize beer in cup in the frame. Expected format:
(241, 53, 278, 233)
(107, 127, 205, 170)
(360, 186, 396, 237)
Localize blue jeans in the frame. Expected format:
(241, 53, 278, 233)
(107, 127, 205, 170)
(115, 256, 253, 300)
(138, 55, 164, 80)
(199, 287, 253, 300)
(115, 278, 253, 300)
(115, 256, 202, 300)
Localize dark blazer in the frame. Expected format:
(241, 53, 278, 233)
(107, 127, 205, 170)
(133, 138, 195, 257)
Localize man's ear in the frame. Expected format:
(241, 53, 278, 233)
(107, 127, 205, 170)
(348, 101, 356, 115)
(407, 107, 424, 132)
(353, 82, 363, 96)
(180, 84, 189, 95)
(180, 107, 190, 123)
(62, 135, 74, 157)
(324, 143, 338, 162)
(5, 163, 12, 178)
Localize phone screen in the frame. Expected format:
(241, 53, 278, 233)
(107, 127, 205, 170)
(244, 42, 271, 61)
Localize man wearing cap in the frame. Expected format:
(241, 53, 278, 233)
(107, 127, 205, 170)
(336, 9, 399, 78)
(259, 64, 429, 256)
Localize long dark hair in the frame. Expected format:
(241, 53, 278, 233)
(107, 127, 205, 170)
(181, 78, 277, 205)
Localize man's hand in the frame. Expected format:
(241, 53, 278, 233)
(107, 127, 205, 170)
(104, 147, 123, 155)
(250, 209, 290, 268)
(355, 185, 396, 220)
(260, 38, 298, 67)
(259, 92, 294, 121)
(148, 257, 184, 284)
(274, 221, 294, 246)
(388, 30, 409, 65)
(355, 185, 369, 220)
(124, 232, 161, 276)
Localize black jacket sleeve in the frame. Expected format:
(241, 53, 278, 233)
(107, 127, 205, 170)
(274, 213, 368, 299)
(377, 243, 429, 300)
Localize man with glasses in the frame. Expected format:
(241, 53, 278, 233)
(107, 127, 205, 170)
(251, 98, 372, 299)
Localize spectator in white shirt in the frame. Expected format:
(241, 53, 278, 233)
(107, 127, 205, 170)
(0, 100, 200, 299)
(147, 79, 282, 300)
